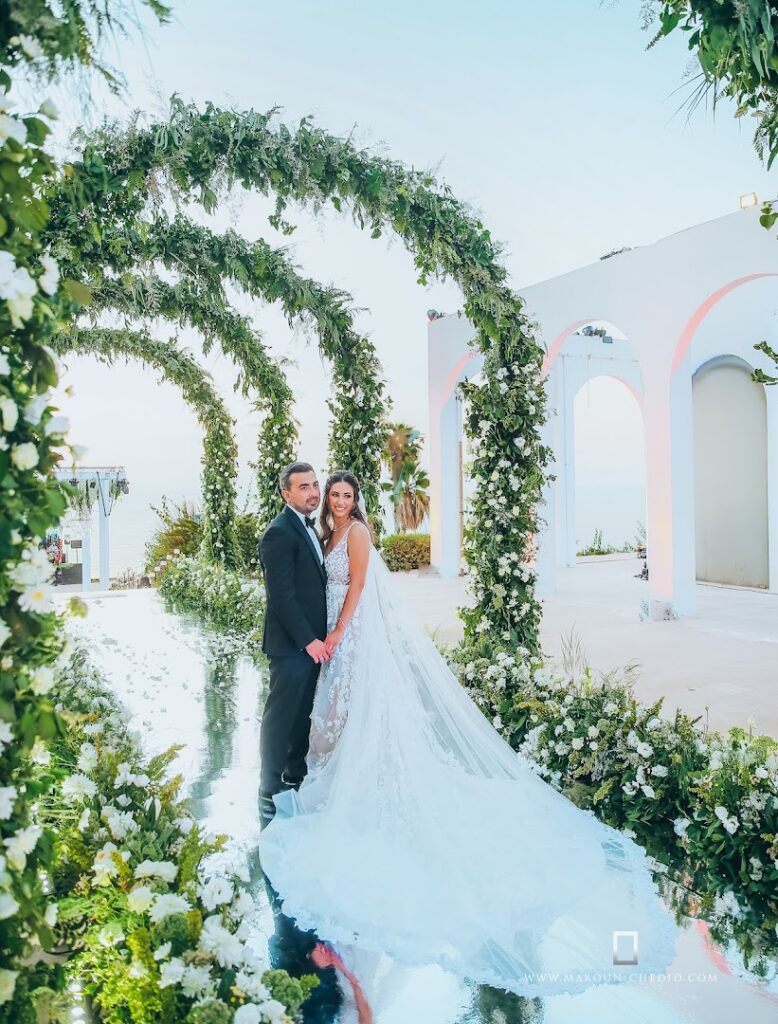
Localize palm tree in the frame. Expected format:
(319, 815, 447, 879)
(382, 423, 431, 532)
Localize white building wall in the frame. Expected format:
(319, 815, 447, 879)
(427, 207, 778, 618)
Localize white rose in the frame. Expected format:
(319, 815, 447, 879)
(44, 903, 58, 927)
(0, 892, 19, 919)
(12, 34, 45, 59)
(0, 969, 18, 1006)
(0, 353, 9, 374)
(23, 394, 48, 425)
(38, 254, 60, 296)
(11, 442, 39, 471)
(0, 397, 18, 432)
(0, 786, 16, 820)
(0, 113, 26, 148)
(39, 99, 58, 120)
(44, 415, 70, 436)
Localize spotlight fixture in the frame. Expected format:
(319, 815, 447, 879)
(739, 192, 758, 210)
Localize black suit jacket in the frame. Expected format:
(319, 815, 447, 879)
(259, 504, 328, 657)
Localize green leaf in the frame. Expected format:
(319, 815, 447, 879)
(63, 279, 93, 306)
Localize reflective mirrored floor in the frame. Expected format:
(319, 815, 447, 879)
(61, 589, 778, 1024)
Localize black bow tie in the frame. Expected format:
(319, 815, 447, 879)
(304, 516, 316, 530)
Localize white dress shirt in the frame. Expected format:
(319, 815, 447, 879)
(290, 505, 324, 564)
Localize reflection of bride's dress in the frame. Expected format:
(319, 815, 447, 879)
(259, 528, 678, 997)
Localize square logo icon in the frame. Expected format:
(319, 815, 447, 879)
(613, 930, 639, 965)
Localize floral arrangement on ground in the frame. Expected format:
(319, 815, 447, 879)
(148, 552, 778, 974)
(452, 642, 778, 975)
(28, 644, 314, 1024)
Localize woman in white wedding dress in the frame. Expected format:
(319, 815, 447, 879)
(259, 471, 678, 999)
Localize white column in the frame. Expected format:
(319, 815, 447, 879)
(81, 515, 92, 592)
(643, 357, 696, 619)
(535, 374, 557, 595)
(97, 475, 110, 590)
(430, 393, 462, 578)
(766, 385, 778, 592)
(557, 355, 577, 567)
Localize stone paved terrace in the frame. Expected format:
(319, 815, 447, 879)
(391, 555, 778, 740)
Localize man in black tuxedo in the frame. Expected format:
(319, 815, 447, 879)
(258, 462, 329, 828)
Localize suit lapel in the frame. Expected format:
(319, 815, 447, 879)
(284, 505, 327, 583)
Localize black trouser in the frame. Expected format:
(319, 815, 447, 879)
(260, 651, 319, 798)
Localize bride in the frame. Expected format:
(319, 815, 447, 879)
(259, 470, 678, 998)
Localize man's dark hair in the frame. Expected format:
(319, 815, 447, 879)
(279, 461, 315, 493)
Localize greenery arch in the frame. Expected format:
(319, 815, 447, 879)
(49, 199, 389, 530)
(57, 100, 551, 651)
(86, 271, 298, 526)
(51, 326, 241, 567)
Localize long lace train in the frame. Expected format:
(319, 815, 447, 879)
(259, 550, 678, 997)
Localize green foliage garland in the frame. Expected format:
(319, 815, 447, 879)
(646, 3, 778, 217)
(52, 327, 240, 567)
(64, 268, 297, 529)
(49, 159, 387, 530)
(54, 100, 550, 644)
(0, 4, 169, 1019)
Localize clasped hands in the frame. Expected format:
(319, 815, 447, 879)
(305, 625, 345, 664)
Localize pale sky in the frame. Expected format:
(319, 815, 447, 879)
(41, 0, 776, 570)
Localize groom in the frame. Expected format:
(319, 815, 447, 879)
(258, 462, 329, 828)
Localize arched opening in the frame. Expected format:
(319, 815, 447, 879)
(693, 356, 769, 588)
(574, 375, 646, 561)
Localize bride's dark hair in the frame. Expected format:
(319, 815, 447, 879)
(319, 470, 373, 546)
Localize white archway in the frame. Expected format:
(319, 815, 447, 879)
(428, 207, 778, 618)
(573, 374, 646, 561)
(693, 356, 769, 588)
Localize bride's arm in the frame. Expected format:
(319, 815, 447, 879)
(324, 523, 371, 654)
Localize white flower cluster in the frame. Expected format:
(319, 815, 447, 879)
(45, 647, 295, 1022)
(7, 544, 54, 616)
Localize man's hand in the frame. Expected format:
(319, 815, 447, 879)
(323, 626, 345, 657)
(305, 638, 330, 664)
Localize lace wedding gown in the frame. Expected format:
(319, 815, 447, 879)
(259, 526, 678, 997)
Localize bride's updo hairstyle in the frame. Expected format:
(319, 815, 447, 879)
(319, 470, 373, 546)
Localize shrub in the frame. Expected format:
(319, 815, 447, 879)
(380, 533, 430, 571)
(145, 498, 203, 573)
(234, 512, 262, 573)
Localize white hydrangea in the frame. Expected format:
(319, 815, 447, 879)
(127, 886, 154, 914)
(61, 773, 97, 804)
(149, 892, 191, 923)
(134, 859, 177, 883)
(199, 914, 244, 968)
(198, 875, 234, 911)
(158, 957, 186, 988)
